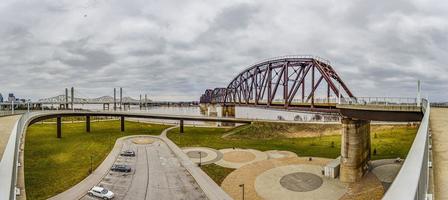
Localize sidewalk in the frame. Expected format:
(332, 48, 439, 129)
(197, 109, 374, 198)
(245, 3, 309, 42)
(430, 107, 448, 200)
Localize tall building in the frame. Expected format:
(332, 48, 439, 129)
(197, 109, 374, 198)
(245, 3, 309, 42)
(0, 93, 3, 102)
(7, 93, 15, 102)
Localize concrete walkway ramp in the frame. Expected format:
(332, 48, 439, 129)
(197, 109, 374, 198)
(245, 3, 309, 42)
(430, 107, 448, 200)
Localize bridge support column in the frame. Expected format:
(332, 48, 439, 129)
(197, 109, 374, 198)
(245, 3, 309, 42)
(222, 105, 235, 117)
(120, 116, 125, 132)
(57, 116, 62, 138)
(86, 115, 91, 132)
(180, 120, 184, 133)
(340, 118, 370, 183)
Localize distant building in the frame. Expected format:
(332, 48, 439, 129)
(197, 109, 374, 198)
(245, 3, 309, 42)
(7, 93, 15, 102)
(0, 93, 3, 102)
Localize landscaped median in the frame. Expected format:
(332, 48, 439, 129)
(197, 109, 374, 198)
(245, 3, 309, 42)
(24, 120, 170, 200)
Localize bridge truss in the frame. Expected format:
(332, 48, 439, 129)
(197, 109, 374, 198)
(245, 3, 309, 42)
(201, 56, 355, 109)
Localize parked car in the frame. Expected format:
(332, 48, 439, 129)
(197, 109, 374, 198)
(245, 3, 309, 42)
(87, 186, 114, 199)
(120, 150, 135, 157)
(111, 164, 131, 172)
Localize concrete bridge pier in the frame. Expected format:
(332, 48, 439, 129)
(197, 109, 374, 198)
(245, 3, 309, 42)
(222, 105, 235, 117)
(86, 115, 91, 132)
(120, 116, 125, 132)
(180, 120, 184, 133)
(57, 116, 62, 138)
(103, 103, 109, 110)
(340, 118, 371, 183)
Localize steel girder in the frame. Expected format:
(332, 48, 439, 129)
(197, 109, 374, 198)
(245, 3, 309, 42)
(221, 57, 354, 108)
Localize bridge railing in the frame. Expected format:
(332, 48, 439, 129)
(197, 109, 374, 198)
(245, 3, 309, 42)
(382, 99, 430, 200)
(340, 97, 418, 106)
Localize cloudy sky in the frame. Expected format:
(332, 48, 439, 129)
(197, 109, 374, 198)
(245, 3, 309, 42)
(0, 0, 447, 101)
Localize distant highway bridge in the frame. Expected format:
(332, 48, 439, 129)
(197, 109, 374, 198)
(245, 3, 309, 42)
(0, 87, 198, 111)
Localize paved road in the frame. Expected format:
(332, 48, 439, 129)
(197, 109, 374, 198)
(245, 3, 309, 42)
(81, 136, 207, 200)
(430, 107, 448, 200)
(0, 115, 21, 160)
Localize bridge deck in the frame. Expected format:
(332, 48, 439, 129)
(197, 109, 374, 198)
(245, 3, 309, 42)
(430, 107, 448, 200)
(0, 115, 21, 161)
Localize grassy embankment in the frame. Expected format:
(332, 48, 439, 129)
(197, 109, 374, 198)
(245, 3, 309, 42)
(24, 120, 170, 200)
(167, 122, 418, 184)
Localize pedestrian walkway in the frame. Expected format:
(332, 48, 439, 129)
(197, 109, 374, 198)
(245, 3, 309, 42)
(430, 107, 448, 200)
(0, 115, 21, 160)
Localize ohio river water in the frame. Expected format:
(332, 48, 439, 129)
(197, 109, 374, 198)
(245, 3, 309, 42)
(60, 104, 339, 125)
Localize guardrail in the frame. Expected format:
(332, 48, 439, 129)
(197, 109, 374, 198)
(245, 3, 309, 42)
(340, 97, 418, 106)
(382, 99, 430, 200)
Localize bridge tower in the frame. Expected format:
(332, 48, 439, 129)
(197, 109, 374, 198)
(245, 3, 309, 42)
(114, 88, 117, 111)
(70, 87, 74, 110)
(65, 88, 69, 109)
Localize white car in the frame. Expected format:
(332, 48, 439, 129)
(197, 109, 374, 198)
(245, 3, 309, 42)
(87, 186, 114, 199)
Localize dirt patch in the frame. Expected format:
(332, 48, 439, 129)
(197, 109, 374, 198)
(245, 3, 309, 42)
(282, 130, 340, 138)
(132, 138, 155, 144)
(223, 151, 256, 163)
(339, 172, 384, 200)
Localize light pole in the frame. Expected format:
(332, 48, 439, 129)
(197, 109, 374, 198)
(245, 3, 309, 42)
(239, 184, 245, 200)
(198, 151, 202, 167)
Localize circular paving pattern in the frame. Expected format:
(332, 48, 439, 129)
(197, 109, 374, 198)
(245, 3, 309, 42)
(223, 151, 255, 162)
(279, 172, 323, 192)
(215, 148, 268, 169)
(265, 150, 298, 159)
(132, 138, 156, 144)
(254, 164, 346, 200)
(186, 151, 209, 159)
(372, 164, 402, 183)
(182, 147, 222, 165)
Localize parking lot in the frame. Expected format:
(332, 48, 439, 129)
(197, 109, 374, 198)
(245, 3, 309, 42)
(81, 136, 207, 200)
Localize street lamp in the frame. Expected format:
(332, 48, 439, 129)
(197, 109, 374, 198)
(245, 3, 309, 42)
(198, 151, 202, 167)
(239, 184, 245, 200)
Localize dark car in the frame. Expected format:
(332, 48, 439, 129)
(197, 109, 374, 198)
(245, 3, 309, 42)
(111, 164, 131, 172)
(120, 150, 135, 157)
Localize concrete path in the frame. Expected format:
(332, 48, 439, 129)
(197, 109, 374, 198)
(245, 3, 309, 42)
(182, 147, 223, 165)
(159, 127, 233, 200)
(0, 115, 21, 160)
(430, 107, 448, 200)
(215, 148, 268, 169)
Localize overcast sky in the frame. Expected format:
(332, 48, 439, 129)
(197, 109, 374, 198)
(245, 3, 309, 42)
(0, 0, 447, 101)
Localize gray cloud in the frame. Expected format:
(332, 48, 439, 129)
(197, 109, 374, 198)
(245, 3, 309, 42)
(0, 0, 447, 101)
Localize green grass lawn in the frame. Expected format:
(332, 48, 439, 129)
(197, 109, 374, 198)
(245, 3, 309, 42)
(200, 164, 235, 185)
(24, 120, 170, 200)
(167, 124, 418, 160)
(167, 123, 417, 185)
